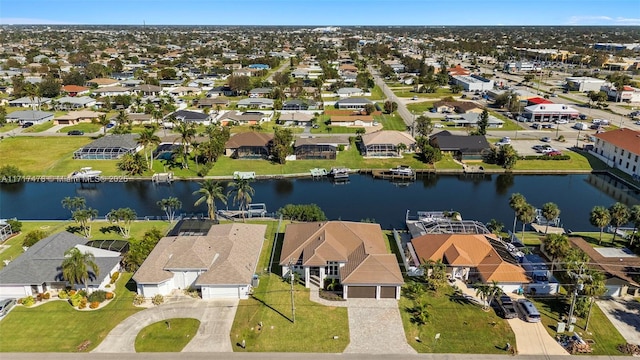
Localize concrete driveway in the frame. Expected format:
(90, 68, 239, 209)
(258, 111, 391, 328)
(507, 318, 568, 356)
(92, 297, 238, 353)
(343, 298, 416, 354)
(597, 298, 640, 345)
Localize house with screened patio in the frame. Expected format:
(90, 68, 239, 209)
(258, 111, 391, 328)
(361, 130, 416, 157)
(73, 134, 142, 160)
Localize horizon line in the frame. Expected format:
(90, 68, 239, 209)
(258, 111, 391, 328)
(2, 23, 640, 27)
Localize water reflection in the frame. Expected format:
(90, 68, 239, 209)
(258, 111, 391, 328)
(586, 173, 640, 207)
(495, 174, 515, 195)
(274, 179, 294, 195)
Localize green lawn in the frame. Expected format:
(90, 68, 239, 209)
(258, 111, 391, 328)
(58, 123, 102, 133)
(406, 101, 435, 114)
(0, 123, 20, 132)
(230, 274, 349, 352)
(135, 318, 200, 352)
(489, 112, 523, 131)
(529, 297, 627, 356)
(22, 120, 55, 133)
(368, 85, 385, 100)
(0, 273, 141, 352)
(375, 112, 407, 131)
(400, 285, 515, 353)
(434, 154, 463, 170)
(513, 150, 605, 171)
(394, 88, 453, 99)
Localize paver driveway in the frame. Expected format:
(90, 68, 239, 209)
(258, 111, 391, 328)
(92, 298, 238, 353)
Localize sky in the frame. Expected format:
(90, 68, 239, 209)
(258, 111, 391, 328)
(0, 0, 639, 26)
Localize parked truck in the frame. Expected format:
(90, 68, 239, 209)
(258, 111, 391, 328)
(573, 122, 588, 130)
(495, 295, 519, 319)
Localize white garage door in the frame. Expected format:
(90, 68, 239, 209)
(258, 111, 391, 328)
(202, 286, 240, 299)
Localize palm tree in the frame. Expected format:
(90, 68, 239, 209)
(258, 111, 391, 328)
(173, 120, 196, 169)
(107, 207, 137, 238)
(543, 233, 570, 271)
(541, 202, 560, 234)
(72, 207, 98, 238)
(61, 248, 100, 292)
(61, 196, 86, 218)
(629, 205, 640, 246)
(98, 113, 110, 135)
(193, 180, 227, 221)
(157, 197, 182, 223)
(396, 142, 407, 156)
(517, 203, 536, 243)
(486, 219, 504, 235)
(228, 178, 255, 222)
(137, 126, 161, 170)
(508, 193, 526, 234)
(609, 202, 630, 243)
(582, 269, 607, 331)
(589, 206, 611, 244)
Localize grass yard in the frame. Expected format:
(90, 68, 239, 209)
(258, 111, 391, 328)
(22, 120, 55, 133)
(434, 154, 463, 170)
(135, 318, 201, 352)
(489, 112, 523, 131)
(394, 88, 453, 99)
(0, 123, 20, 132)
(368, 85, 385, 100)
(230, 274, 349, 352)
(400, 285, 515, 353)
(58, 123, 102, 133)
(406, 101, 435, 114)
(529, 297, 627, 356)
(514, 150, 605, 171)
(375, 112, 407, 131)
(0, 273, 141, 352)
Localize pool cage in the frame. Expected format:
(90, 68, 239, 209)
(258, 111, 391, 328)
(73, 146, 137, 160)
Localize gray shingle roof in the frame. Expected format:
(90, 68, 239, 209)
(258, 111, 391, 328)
(6, 110, 54, 122)
(81, 134, 139, 150)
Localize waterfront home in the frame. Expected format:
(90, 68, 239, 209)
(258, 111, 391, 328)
(133, 221, 267, 299)
(280, 221, 403, 299)
(225, 131, 274, 159)
(73, 134, 142, 160)
(293, 136, 350, 160)
(410, 233, 529, 293)
(429, 131, 491, 161)
(0, 232, 121, 298)
(590, 128, 640, 179)
(361, 130, 416, 157)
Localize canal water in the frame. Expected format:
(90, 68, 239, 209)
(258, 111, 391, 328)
(1, 173, 638, 231)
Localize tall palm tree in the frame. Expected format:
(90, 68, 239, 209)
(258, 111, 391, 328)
(157, 197, 182, 223)
(582, 269, 607, 331)
(193, 180, 227, 221)
(629, 205, 640, 246)
(138, 126, 161, 170)
(589, 206, 611, 244)
(541, 202, 560, 234)
(61, 248, 100, 292)
(61, 196, 86, 218)
(609, 202, 630, 243)
(228, 178, 255, 222)
(543, 233, 570, 271)
(72, 207, 98, 238)
(98, 113, 110, 135)
(508, 193, 526, 234)
(517, 203, 536, 243)
(172, 120, 196, 169)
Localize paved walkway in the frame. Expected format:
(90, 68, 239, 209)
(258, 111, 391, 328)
(92, 297, 238, 353)
(596, 297, 640, 345)
(309, 284, 416, 354)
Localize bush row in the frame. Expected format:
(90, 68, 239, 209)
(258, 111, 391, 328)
(521, 155, 571, 161)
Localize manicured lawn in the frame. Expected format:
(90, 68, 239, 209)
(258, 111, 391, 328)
(58, 123, 102, 133)
(434, 154, 463, 170)
(529, 297, 627, 356)
(368, 85, 385, 100)
(514, 150, 603, 171)
(400, 285, 515, 353)
(489, 112, 523, 131)
(230, 274, 349, 352)
(22, 120, 55, 133)
(406, 101, 435, 114)
(135, 318, 200, 352)
(0, 123, 20, 132)
(375, 112, 407, 130)
(0, 273, 141, 352)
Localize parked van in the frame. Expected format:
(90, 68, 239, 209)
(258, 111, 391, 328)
(573, 122, 588, 130)
(517, 299, 541, 322)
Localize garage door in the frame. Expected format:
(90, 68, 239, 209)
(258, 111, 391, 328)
(202, 286, 239, 299)
(347, 286, 376, 298)
(380, 286, 397, 298)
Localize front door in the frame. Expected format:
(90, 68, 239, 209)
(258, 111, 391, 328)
(309, 267, 320, 276)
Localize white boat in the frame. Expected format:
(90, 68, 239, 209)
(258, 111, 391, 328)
(70, 167, 102, 181)
(329, 167, 350, 180)
(389, 165, 414, 176)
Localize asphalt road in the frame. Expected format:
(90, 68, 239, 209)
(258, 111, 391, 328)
(369, 65, 414, 128)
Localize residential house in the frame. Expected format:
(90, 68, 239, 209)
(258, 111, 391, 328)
(225, 132, 274, 159)
(194, 98, 230, 109)
(330, 114, 374, 127)
(6, 110, 54, 125)
(168, 86, 201, 97)
(55, 110, 102, 125)
(0, 232, 121, 298)
(248, 64, 270, 70)
(236, 98, 274, 109)
(432, 100, 483, 114)
(279, 221, 404, 299)
(361, 130, 416, 157)
(133, 221, 267, 299)
(519, 254, 559, 295)
(134, 84, 163, 96)
(336, 87, 366, 98)
(429, 131, 491, 160)
(61, 85, 90, 97)
(282, 99, 317, 110)
(334, 97, 374, 110)
(73, 134, 142, 160)
(120, 79, 143, 87)
(218, 111, 271, 126)
(520, 103, 580, 123)
(293, 136, 350, 160)
(590, 128, 640, 179)
(248, 87, 272, 98)
(8, 96, 52, 109)
(86, 78, 120, 88)
(55, 96, 96, 110)
(278, 112, 314, 127)
(169, 110, 212, 125)
(568, 237, 640, 297)
(410, 233, 529, 293)
(445, 113, 504, 128)
(207, 86, 236, 97)
(93, 86, 132, 97)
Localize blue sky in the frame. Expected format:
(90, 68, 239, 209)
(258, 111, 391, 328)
(1, 0, 639, 26)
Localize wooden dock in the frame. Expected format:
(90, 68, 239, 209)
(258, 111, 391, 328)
(531, 223, 565, 234)
(370, 169, 416, 181)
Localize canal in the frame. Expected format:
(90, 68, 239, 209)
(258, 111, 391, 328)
(1, 173, 638, 231)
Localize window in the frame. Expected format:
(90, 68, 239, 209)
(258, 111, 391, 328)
(622, 150, 625, 156)
(325, 261, 339, 276)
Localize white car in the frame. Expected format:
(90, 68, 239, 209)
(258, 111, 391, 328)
(496, 137, 511, 146)
(433, 123, 445, 128)
(555, 119, 568, 124)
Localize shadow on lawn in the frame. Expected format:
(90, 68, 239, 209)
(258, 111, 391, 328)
(99, 225, 121, 235)
(250, 293, 293, 323)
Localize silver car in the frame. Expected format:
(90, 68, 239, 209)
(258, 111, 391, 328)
(0, 298, 17, 318)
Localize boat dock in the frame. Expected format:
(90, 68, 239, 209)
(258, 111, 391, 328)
(371, 169, 416, 181)
(310, 168, 328, 177)
(152, 172, 174, 183)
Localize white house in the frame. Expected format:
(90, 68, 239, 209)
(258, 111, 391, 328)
(590, 128, 640, 179)
(133, 221, 267, 300)
(0, 232, 121, 298)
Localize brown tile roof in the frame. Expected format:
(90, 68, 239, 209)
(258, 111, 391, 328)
(411, 234, 529, 283)
(133, 223, 267, 285)
(61, 85, 89, 93)
(56, 110, 102, 120)
(330, 115, 374, 123)
(225, 132, 273, 148)
(569, 237, 640, 286)
(361, 130, 416, 146)
(594, 128, 640, 155)
(88, 78, 119, 85)
(280, 221, 403, 286)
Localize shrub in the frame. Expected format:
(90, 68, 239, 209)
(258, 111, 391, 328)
(43, 292, 51, 300)
(87, 290, 107, 303)
(78, 297, 87, 309)
(22, 229, 48, 247)
(69, 293, 83, 307)
(89, 301, 100, 309)
(58, 290, 69, 299)
(105, 292, 114, 300)
(152, 294, 164, 306)
(36, 293, 43, 302)
(110, 271, 120, 284)
(22, 296, 35, 307)
(133, 294, 145, 306)
(0, 165, 24, 183)
(7, 219, 22, 233)
(69, 290, 77, 296)
(276, 203, 327, 222)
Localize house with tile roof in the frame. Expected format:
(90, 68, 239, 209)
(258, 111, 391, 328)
(410, 233, 529, 293)
(591, 128, 640, 179)
(361, 130, 416, 157)
(280, 221, 404, 299)
(0, 232, 121, 298)
(224, 131, 274, 159)
(133, 221, 267, 299)
(61, 85, 90, 97)
(54, 110, 102, 125)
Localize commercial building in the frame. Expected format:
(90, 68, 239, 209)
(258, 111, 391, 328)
(590, 128, 640, 179)
(520, 103, 580, 123)
(565, 76, 607, 93)
(451, 74, 494, 92)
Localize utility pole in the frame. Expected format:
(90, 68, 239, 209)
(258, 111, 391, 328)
(288, 259, 296, 323)
(566, 263, 586, 330)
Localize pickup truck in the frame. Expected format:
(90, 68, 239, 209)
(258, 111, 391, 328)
(495, 295, 519, 319)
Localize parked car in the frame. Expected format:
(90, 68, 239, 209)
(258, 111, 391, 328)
(555, 119, 568, 124)
(106, 122, 115, 129)
(494, 295, 519, 319)
(496, 137, 511, 146)
(21, 122, 34, 128)
(532, 145, 545, 152)
(433, 123, 445, 128)
(547, 151, 563, 156)
(67, 130, 84, 135)
(635, 121, 640, 125)
(0, 298, 16, 318)
(578, 114, 588, 120)
(541, 137, 551, 142)
(590, 124, 602, 130)
(412, 96, 418, 100)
